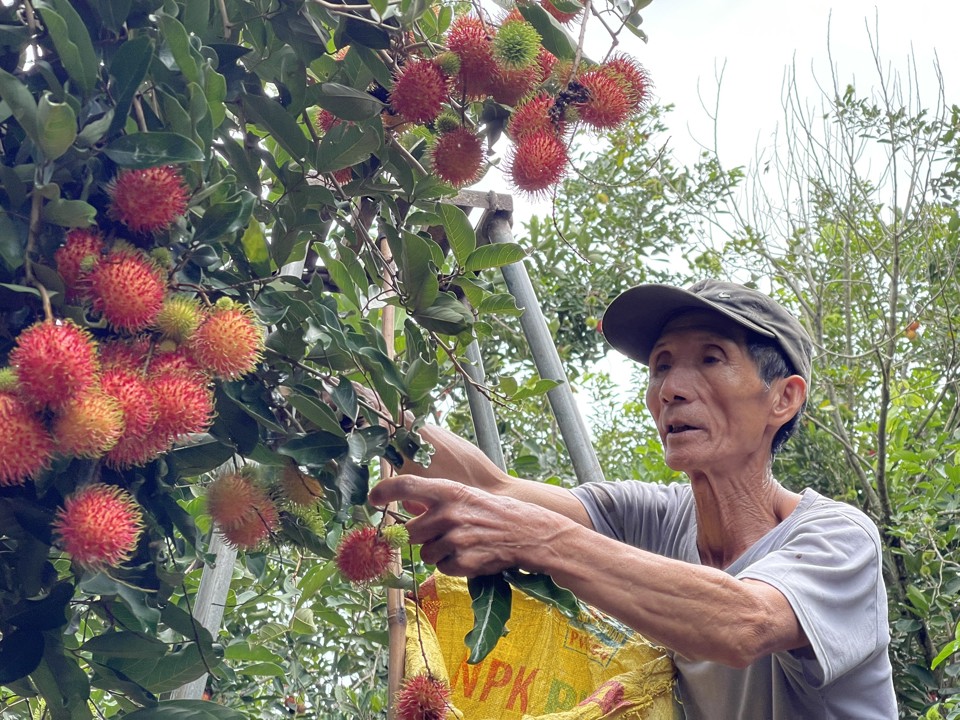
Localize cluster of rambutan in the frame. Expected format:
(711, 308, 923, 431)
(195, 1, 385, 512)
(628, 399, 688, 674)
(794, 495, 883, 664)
(313, 6, 650, 197)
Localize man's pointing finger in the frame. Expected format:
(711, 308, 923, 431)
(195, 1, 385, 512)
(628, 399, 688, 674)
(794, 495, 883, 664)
(368, 474, 457, 510)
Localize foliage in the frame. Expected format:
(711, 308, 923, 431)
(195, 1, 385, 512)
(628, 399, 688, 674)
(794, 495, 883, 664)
(0, 0, 656, 717)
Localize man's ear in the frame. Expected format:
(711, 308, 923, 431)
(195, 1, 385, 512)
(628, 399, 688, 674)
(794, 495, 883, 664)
(771, 375, 807, 424)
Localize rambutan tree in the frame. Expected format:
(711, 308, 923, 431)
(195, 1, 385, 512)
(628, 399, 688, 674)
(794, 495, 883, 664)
(0, 0, 655, 717)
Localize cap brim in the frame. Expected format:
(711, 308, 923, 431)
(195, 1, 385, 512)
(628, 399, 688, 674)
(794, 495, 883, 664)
(601, 284, 775, 364)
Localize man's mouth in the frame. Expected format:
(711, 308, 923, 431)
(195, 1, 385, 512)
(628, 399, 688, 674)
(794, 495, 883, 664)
(667, 424, 698, 434)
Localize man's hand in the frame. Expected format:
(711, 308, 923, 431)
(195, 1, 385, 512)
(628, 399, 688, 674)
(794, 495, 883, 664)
(369, 474, 558, 577)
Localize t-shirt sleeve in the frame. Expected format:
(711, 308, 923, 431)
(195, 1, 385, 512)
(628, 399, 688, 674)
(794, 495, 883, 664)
(737, 504, 889, 686)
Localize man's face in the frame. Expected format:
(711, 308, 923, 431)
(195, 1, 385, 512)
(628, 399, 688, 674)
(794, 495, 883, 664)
(644, 310, 781, 475)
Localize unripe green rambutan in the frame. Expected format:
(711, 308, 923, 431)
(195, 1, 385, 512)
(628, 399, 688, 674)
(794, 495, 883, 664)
(434, 51, 461, 78)
(0, 367, 18, 393)
(53, 484, 143, 568)
(149, 247, 174, 269)
(493, 19, 541, 70)
(154, 295, 203, 343)
(53, 389, 125, 459)
(434, 111, 462, 135)
(381, 524, 409, 549)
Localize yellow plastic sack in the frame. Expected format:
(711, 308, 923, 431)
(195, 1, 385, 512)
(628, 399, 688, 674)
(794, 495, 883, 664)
(404, 574, 679, 720)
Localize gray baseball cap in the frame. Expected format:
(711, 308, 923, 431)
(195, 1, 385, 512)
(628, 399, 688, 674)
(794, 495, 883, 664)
(601, 279, 813, 383)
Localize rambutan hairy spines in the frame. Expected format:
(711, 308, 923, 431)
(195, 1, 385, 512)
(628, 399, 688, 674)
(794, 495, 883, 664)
(108, 165, 190, 234)
(490, 64, 540, 107)
(315, 108, 341, 134)
(55, 228, 104, 302)
(509, 129, 569, 195)
(430, 127, 485, 189)
(100, 367, 157, 440)
(188, 300, 264, 380)
(53, 484, 144, 569)
(576, 68, 632, 130)
(335, 525, 395, 585)
(395, 674, 451, 720)
(206, 470, 264, 530)
(492, 18, 541, 70)
(10, 319, 100, 409)
(604, 53, 652, 110)
(540, 0, 582, 24)
(508, 94, 562, 141)
(88, 249, 167, 333)
(279, 463, 325, 506)
(155, 294, 203, 343)
(0, 393, 54, 486)
(446, 15, 497, 99)
(390, 60, 449, 124)
(220, 497, 278, 550)
(148, 369, 215, 441)
(53, 389, 126, 459)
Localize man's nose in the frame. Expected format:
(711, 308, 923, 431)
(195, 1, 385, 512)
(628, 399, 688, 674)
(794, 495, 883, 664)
(658, 366, 692, 404)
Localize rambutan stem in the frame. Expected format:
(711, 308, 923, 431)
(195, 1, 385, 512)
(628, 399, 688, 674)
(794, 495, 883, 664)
(570, 0, 593, 78)
(25, 185, 53, 321)
(132, 96, 148, 132)
(217, 0, 233, 39)
(387, 136, 428, 176)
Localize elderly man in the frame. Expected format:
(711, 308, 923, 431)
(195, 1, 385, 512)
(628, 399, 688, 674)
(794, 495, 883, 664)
(369, 280, 898, 718)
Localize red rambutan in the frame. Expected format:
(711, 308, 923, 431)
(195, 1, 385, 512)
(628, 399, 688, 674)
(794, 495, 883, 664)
(603, 53, 651, 110)
(10, 320, 99, 409)
(279, 463, 325, 506)
(315, 108, 341, 134)
(53, 484, 144, 569)
(490, 63, 540, 107)
(540, 0, 582, 24)
(335, 525, 395, 585)
(148, 369, 215, 441)
(0, 393, 54, 486)
(536, 48, 558, 82)
(508, 129, 569, 195)
(576, 68, 632, 130)
(395, 674, 451, 720)
(188, 300, 264, 380)
(430, 128, 485, 188)
(53, 389, 125, 459)
(446, 15, 497, 99)
(220, 496, 279, 550)
(105, 433, 170, 469)
(54, 228, 104, 303)
(390, 60, 449, 124)
(98, 337, 151, 372)
(508, 94, 562, 141)
(88, 250, 167, 333)
(100, 366, 157, 440)
(206, 471, 267, 530)
(108, 166, 190, 233)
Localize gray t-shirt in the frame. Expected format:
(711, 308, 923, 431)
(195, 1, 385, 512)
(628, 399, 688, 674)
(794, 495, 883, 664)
(570, 481, 898, 720)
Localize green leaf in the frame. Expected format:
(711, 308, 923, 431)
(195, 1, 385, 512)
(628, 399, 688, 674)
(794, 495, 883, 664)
(278, 431, 349, 466)
(337, 18, 391, 50)
(157, 13, 201, 85)
(193, 196, 251, 244)
(295, 561, 337, 610)
(91, 0, 132, 33)
(82, 632, 168, 659)
(334, 456, 369, 506)
(503, 570, 581, 618)
(477, 292, 522, 317)
(102, 643, 215, 694)
(315, 122, 380, 172)
(286, 392, 346, 436)
(7, 581, 73, 631)
(0, 67, 38, 143)
(237, 661, 286, 676)
(290, 607, 316, 634)
(390, 231, 439, 312)
(0, 628, 44, 684)
(512, 378, 562, 401)
(41, 198, 97, 228)
(464, 574, 512, 664)
(314, 82, 384, 121)
(121, 700, 248, 719)
(330, 378, 358, 422)
(403, 357, 439, 401)
(167, 439, 235, 476)
(516, 3, 577, 60)
(107, 36, 155, 137)
(242, 93, 311, 162)
(103, 132, 204, 168)
(439, 203, 476, 265)
(931, 639, 959, 670)
(465, 242, 526, 272)
(34, 0, 98, 94)
(36, 93, 76, 160)
(412, 292, 473, 335)
(223, 643, 285, 664)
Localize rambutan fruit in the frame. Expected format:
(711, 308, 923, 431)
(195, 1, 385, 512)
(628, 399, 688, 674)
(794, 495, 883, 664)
(188, 299, 264, 380)
(381, 523, 409, 549)
(508, 129, 569, 195)
(206, 470, 266, 530)
(446, 15, 497, 99)
(154, 295, 203, 343)
(279, 463, 325, 506)
(0, 393, 54, 486)
(315, 108, 341, 134)
(430, 128, 485, 188)
(490, 64, 540, 107)
(492, 18, 541, 69)
(149, 369, 215, 441)
(54, 228, 104, 302)
(10, 320, 99, 409)
(88, 249, 167, 333)
(508, 94, 562, 141)
(603, 53, 651, 110)
(390, 60, 449, 124)
(98, 337, 151, 372)
(540, 0, 582, 24)
(0, 367, 17, 393)
(330, 167, 354, 185)
(434, 51, 461, 79)
(335, 525, 395, 585)
(53, 484, 144, 569)
(220, 496, 278, 550)
(108, 165, 190, 234)
(576, 67, 632, 130)
(105, 434, 169, 469)
(100, 366, 157, 440)
(148, 346, 204, 377)
(53, 389, 125, 459)
(536, 48, 558, 82)
(395, 674, 451, 720)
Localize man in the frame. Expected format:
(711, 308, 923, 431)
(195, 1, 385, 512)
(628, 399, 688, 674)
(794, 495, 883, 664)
(368, 279, 898, 718)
